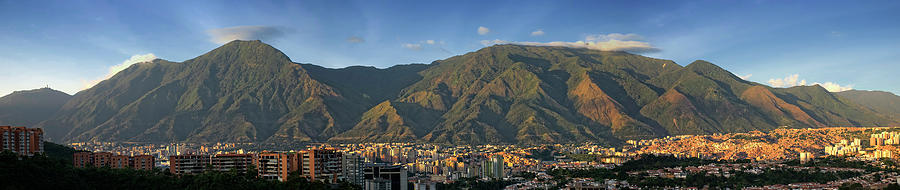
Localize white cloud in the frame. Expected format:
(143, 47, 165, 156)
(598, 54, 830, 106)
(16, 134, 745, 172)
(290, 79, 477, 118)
(814, 82, 853, 92)
(478, 26, 490, 35)
(206, 25, 288, 44)
(767, 74, 853, 92)
(480, 39, 505, 46)
(767, 74, 807, 87)
(403, 40, 451, 53)
(739, 74, 753, 80)
(82, 53, 157, 89)
(479, 33, 660, 53)
(347, 36, 365, 43)
(586, 33, 644, 41)
(402, 43, 423, 50)
(531, 29, 545, 36)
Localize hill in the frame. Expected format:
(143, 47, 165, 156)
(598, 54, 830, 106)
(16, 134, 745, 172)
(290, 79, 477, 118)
(835, 90, 900, 119)
(0, 88, 71, 126)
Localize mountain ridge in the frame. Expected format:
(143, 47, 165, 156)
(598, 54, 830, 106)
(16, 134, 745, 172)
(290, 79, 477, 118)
(25, 40, 900, 145)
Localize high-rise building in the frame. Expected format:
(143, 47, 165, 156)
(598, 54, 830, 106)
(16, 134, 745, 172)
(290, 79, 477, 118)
(364, 163, 408, 190)
(0, 126, 43, 156)
(799, 152, 812, 164)
(874, 150, 893, 159)
(482, 154, 505, 180)
(413, 179, 436, 190)
(170, 154, 211, 175)
(257, 152, 290, 181)
(343, 152, 365, 186)
(297, 148, 343, 183)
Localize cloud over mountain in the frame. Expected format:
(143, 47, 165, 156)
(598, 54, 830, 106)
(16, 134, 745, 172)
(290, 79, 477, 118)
(480, 33, 660, 53)
(82, 53, 157, 90)
(815, 82, 853, 92)
(767, 74, 852, 92)
(207, 25, 288, 44)
(768, 74, 807, 87)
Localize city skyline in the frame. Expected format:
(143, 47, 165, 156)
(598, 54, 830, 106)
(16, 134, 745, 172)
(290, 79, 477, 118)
(1, 0, 900, 96)
(4, 1, 900, 189)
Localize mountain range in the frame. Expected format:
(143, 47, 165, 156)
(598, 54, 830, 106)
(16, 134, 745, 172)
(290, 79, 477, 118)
(6, 40, 897, 145)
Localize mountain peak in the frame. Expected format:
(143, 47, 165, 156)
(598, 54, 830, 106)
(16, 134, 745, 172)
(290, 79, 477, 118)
(0, 87, 72, 127)
(216, 40, 280, 53)
(685, 60, 717, 69)
(683, 60, 746, 82)
(192, 40, 292, 63)
(3, 87, 69, 99)
(222, 39, 266, 46)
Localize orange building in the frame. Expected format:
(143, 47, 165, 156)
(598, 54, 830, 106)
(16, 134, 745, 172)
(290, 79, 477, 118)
(130, 155, 155, 170)
(93, 152, 113, 167)
(111, 155, 129, 168)
(256, 152, 290, 181)
(296, 148, 343, 183)
(73, 152, 93, 168)
(73, 151, 156, 170)
(0, 126, 43, 156)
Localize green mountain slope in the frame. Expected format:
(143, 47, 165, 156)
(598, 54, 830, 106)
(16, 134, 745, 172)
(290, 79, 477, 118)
(32, 41, 900, 145)
(0, 88, 72, 126)
(39, 40, 361, 143)
(835, 90, 900, 119)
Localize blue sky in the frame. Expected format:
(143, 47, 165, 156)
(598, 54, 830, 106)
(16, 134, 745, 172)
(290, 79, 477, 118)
(1, 0, 899, 96)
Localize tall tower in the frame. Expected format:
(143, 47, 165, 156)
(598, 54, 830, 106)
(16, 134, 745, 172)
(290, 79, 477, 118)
(491, 154, 505, 179)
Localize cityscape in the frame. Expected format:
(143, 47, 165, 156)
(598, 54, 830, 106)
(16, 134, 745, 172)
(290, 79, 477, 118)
(19, 126, 892, 189)
(2, 1, 900, 190)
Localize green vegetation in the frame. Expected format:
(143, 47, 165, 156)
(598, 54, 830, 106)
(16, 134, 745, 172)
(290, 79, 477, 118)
(548, 155, 728, 177)
(35, 41, 900, 145)
(549, 155, 861, 189)
(785, 156, 880, 171)
(0, 150, 356, 190)
(42, 141, 78, 163)
(634, 169, 861, 188)
(524, 148, 556, 161)
(619, 155, 741, 171)
(435, 177, 517, 190)
(835, 90, 900, 119)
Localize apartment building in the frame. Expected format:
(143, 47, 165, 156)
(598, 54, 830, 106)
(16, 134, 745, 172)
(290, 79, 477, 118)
(169, 154, 211, 175)
(0, 126, 43, 156)
(256, 152, 290, 181)
(211, 154, 255, 172)
(72, 151, 156, 170)
(297, 148, 343, 183)
(364, 163, 408, 190)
